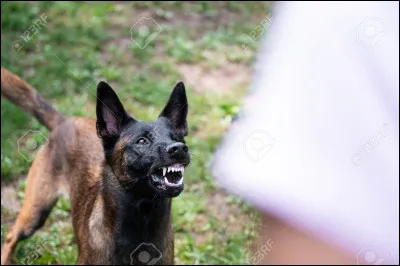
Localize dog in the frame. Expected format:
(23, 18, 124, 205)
(0, 67, 190, 265)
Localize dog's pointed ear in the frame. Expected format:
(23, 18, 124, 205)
(96, 81, 132, 140)
(159, 81, 188, 136)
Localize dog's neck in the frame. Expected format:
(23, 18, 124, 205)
(100, 165, 172, 264)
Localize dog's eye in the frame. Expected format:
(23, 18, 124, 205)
(136, 137, 148, 145)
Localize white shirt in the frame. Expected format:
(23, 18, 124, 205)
(211, 1, 399, 264)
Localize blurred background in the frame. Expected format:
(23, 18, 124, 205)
(1, 1, 273, 264)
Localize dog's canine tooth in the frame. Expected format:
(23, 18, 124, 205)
(167, 166, 171, 173)
(181, 167, 184, 174)
(163, 167, 167, 176)
(177, 176, 184, 185)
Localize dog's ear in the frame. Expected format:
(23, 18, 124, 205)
(96, 81, 132, 141)
(159, 81, 188, 136)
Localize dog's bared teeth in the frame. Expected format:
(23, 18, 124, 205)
(165, 177, 176, 187)
(165, 165, 185, 174)
(164, 176, 184, 187)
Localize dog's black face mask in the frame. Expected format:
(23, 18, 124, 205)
(96, 81, 190, 198)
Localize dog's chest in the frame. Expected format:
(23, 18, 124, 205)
(111, 200, 172, 265)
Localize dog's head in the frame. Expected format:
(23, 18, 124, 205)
(96, 81, 190, 198)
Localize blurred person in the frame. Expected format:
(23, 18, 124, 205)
(211, 1, 399, 265)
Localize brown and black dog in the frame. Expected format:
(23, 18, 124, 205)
(0, 67, 190, 265)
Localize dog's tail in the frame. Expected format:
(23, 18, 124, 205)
(1, 67, 65, 131)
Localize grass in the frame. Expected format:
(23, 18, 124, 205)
(1, 1, 272, 264)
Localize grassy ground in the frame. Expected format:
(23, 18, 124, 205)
(1, 1, 272, 264)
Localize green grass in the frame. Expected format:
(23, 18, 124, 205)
(1, 1, 271, 264)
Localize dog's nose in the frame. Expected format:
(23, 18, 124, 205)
(166, 143, 189, 155)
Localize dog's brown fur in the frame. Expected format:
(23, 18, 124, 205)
(0, 67, 175, 265)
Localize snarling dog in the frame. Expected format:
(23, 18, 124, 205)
(0, 67, 190, 265)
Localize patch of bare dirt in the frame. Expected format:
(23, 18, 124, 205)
(101, 2, 266, 61)
(1, 186, 21, 214)
(207, 189, 251, 234)
(190, 213, 210, 245)
(182, 186, 256, 247)
(108, 2, 265, 38)
(177, 62, 252, 94)
(1, 177, 24, 228)
(1, 178, 23, 215)
(154, 4, 241, 37)
(99, 2, 259, 97)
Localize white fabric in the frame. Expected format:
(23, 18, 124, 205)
(211, 1, 399, 264)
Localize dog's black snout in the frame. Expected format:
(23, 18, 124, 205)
(167, 143, 188, 155)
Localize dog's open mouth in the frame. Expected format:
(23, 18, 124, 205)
(150, 163, 185, 189)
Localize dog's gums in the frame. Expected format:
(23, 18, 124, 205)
(151, 163, 186, 189)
